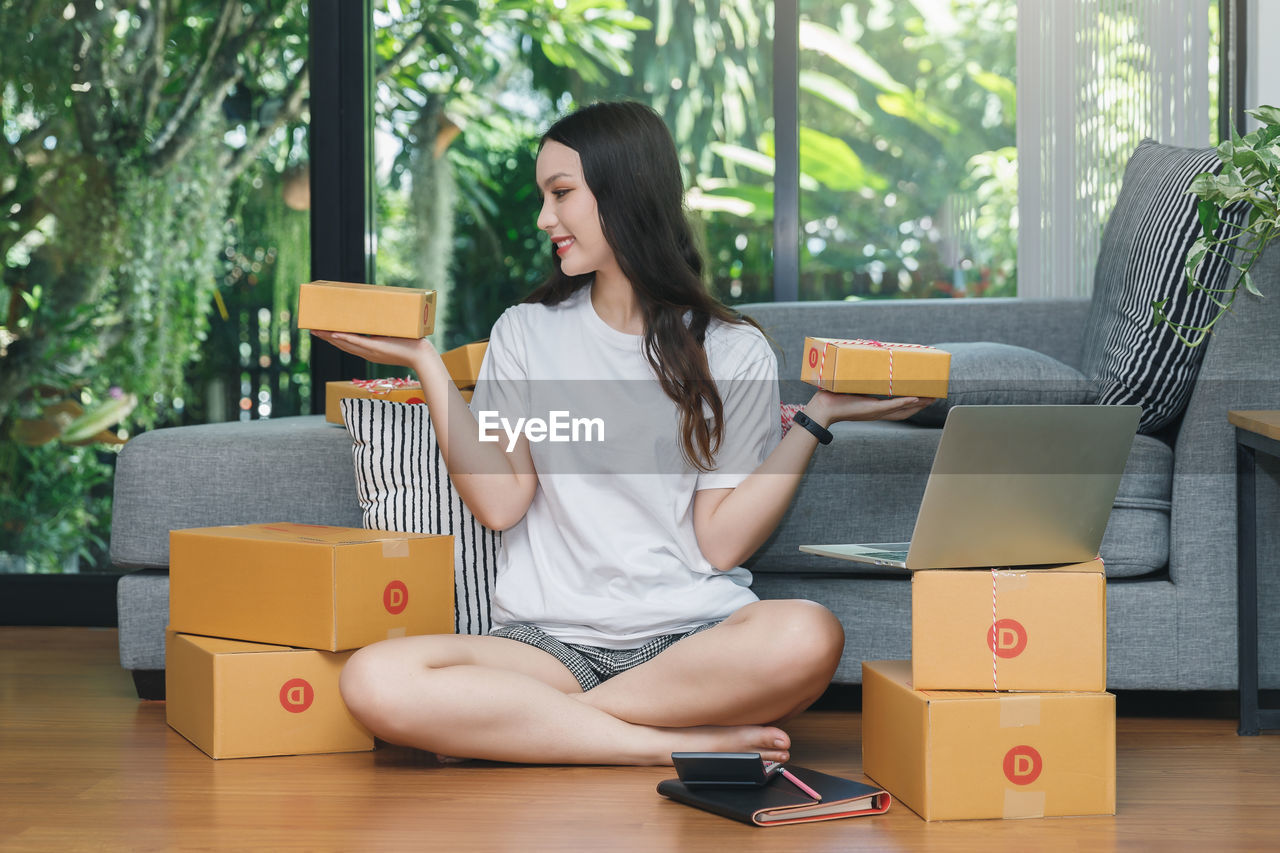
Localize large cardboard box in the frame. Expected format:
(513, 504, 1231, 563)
(297, 280, 436, 338)
(325, 379, 427, 425)
(862, 660, 1115, 821)
(170, 523, 454, 651)
(166, 631, 373, 759)
(912, 559, 1106, 692)
(800, 336, 950, 398)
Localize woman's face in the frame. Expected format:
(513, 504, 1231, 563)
(535, 140, 617, 279)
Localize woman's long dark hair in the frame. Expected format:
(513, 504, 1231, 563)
(525, 101, 758, 472)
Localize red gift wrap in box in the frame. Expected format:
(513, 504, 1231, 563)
(325, 378, 428, 425)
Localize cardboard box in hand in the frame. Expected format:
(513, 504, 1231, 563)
(801, 336, 949, 398)
(298, 280, 436, 338)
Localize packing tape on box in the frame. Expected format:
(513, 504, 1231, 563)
(386, 627, 407, 639)
(995, 569, 1031, 592)
(1003, 789, 1047, 820)
(382, 539, 410, 558)
(1000, 695, 1041, 728)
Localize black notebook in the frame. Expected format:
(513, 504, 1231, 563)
(657, 765, 891, 827)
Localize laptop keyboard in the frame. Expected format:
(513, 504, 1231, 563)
(859, 550, 909, 562)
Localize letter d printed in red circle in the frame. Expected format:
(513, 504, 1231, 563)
(383, 580, 409, 615)
(279, 677, 314, 713)
(987, 618, 1028, 658)
(1003, 745, 1043, 785)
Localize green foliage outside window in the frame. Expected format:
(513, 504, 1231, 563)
(1, 1, 310, 571)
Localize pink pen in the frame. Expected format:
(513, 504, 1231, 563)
(777, 767, 822, 801)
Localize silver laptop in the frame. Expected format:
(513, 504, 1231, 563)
(799, 404, 1140, 569)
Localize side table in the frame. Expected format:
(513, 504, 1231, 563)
(1229, 410, 1280, 735)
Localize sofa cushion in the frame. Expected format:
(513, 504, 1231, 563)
(745, 421, 1171, 579)
(1081, 139, 1245, 435)
(343, 397, 499, 635)
(908, 342, 1094, 426)
(109, 416, 362, 569)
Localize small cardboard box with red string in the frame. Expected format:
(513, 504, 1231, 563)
(911, 558, 1107, 693)
(800, 337, 950, 398)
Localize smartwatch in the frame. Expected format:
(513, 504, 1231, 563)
(791, 409, 833, 445)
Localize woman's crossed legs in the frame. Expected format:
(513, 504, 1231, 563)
(338, 599, 844, 766)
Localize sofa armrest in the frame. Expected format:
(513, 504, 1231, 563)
(109, 415, 362, 569)
(737, 297, 1091, 402)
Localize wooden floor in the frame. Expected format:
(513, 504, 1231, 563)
(1, 628, 1277, 852)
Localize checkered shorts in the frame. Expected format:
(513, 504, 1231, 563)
(489, 621, 720, 691)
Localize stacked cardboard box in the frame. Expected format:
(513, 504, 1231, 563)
(165, 523, 454, 759)
(862, 559, 1116, 821)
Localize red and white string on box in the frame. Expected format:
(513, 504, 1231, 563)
(779, 403, 804, 438)
(992, 567, 999, 691)
(821, 339, 933, 396)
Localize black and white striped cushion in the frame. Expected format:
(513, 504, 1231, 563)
(342, 397, 499, 635)
(1082, 139, 1245, 435)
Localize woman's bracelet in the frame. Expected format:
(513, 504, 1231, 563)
(791, 409, 833, 445)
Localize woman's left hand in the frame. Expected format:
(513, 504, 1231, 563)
(310, 330, 437, 370)
(804, 389, 934, 425)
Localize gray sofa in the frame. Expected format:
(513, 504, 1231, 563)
(112, 243, 1280, 699)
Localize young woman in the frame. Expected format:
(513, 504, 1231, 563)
(313, 101, 929, 766)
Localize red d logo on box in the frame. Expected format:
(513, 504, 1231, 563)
(807, 347, 820, 368)
(383, 580, 409, 615)
(1003, 745, 1043, 785)
(987, 618, 1028, 658)
(279, 677, 314, 714)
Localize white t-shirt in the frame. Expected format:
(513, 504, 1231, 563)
(469, 285, 781, 648)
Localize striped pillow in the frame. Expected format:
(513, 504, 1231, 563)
(341, 397, 499, 635)
(1082, 139, 1245, 435)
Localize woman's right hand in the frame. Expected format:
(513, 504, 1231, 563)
(310, 330, 437, 371)
(804, 389, 933, 425)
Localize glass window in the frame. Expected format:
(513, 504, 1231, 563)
(372, 0, 774, 351)
(1, 4, 310, 574)
(792, 1, 1224, 302)
(796, 0, 1017, 301)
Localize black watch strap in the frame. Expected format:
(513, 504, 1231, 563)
(791, 409, 833, 445)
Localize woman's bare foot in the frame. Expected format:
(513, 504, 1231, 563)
(658, 724, 791, 765)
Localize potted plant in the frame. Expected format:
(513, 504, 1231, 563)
(1154, 105, 1280, 346)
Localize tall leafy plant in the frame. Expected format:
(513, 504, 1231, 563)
(1154, 106, 1280, 346)
(1, 1, 310, 570)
